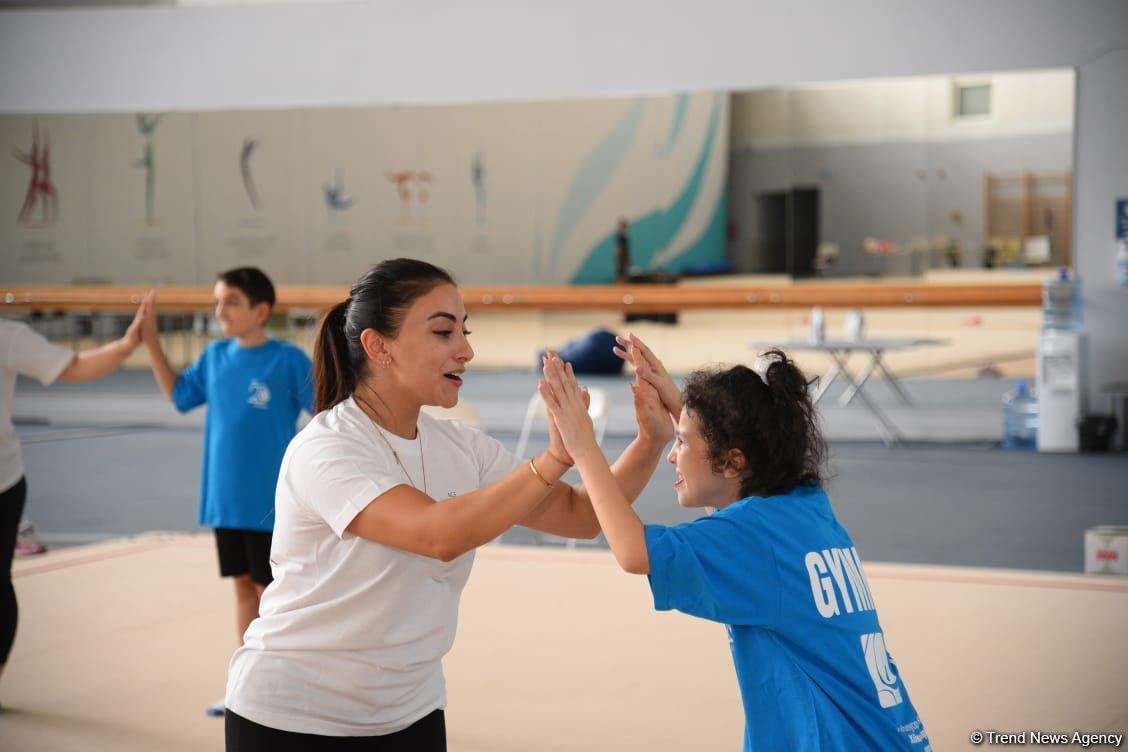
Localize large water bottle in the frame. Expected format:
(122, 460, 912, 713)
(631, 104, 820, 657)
(1002, 379, 1039, 450)
(1042, 268, 1082, 331)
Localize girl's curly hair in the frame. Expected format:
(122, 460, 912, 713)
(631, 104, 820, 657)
(681, 349, 827, 498)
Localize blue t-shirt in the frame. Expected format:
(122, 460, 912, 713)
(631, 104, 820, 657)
(645, 486, 930, 751)
(173, 338, 313, 531)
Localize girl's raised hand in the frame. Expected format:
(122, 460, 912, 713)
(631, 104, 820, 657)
(539, 355, 598, 461)
(542, 349, 588, 466)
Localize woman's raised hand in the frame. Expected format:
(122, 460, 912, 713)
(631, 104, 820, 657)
(630, 368, 674, 447)
(613, 333, 683, 418)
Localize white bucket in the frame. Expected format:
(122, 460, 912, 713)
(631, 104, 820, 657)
(1084, 526, 1128, 576)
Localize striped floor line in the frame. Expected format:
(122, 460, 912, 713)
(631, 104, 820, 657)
(14, 534, 1128, 594)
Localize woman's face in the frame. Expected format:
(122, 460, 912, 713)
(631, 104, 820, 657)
(385, 283, 474, 408)
(666, 407, 746, 509)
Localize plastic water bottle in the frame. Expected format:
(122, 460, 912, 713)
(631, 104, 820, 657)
(1042, 268, 1082, 331)
(844, 309, 865, 341)
(1001, 379, 1039, 450)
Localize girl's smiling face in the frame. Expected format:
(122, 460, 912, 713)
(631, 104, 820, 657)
(667, 408, 744, 509)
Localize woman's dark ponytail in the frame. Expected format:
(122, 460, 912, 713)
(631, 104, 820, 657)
(314, 300, 355, 413)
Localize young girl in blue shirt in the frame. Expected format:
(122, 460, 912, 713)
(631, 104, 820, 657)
(540, 336, 930, 752)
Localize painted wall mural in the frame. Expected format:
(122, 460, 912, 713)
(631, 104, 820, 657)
(134, 114, 161, 226)
(240, 137, 262, 212)
(13, 121, 58, 228)
(0, 92, 727, 285)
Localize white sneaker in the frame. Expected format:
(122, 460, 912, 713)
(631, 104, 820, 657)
(205, 699, 226, 717)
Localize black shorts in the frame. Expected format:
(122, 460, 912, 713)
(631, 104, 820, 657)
(226, 708, 445, 752)
(214, 528, 274, 586)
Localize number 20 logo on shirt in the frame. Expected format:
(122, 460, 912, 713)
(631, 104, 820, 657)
(860, 631, 903, 709)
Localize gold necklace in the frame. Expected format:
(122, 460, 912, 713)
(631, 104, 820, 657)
(353, 394, 427, 495)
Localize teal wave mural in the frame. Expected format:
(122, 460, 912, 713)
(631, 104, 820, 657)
(570, 93, 724, 284)
(664, 193, 727, 272)
(538, 99, 647, 279)
(655, 93, 690, 156)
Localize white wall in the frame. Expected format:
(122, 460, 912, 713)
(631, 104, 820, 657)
(731, 70, 1075, 149)
(0, 1, 1124, 114)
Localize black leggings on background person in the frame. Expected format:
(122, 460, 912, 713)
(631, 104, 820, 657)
(1, 476, 28, 665)
(226, 708, 447, 752)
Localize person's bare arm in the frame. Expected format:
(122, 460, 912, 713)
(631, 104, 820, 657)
(345, 450, 570, 561)
(57, 292, 152, 383)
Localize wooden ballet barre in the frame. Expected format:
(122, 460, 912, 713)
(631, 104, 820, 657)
(1, 282, 1040, 313)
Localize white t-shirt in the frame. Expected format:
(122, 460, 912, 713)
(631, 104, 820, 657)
(226, 396, 522, 736)
(1, 320, 74, 493)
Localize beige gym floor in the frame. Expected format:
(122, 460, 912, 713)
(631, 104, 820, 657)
(5, 534, 1126, 751)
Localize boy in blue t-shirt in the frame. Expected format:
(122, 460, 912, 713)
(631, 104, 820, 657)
(143, 267, 312, 715)
(540, 337, 930, 751)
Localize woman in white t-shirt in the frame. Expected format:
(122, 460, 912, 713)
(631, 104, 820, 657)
(1, 293, 152, 692)
(225, 258, 672, 751)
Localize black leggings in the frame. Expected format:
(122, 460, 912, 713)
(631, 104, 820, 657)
(226, 708, 446, 752)
(1, 476, 27, 665)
